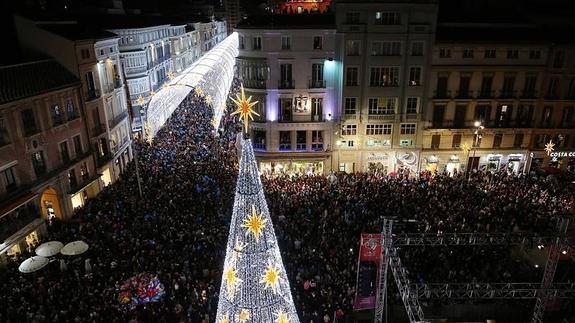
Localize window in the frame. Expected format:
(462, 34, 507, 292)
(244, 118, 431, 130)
(344, 98, 357, 114)
(281, 36, 291, 50)
(347, 140, 355, 147)
(431, 135, 441, 148)
(524, 74, 537, 95)
(375, 11, 401, 25)
(507, 49, 519, 59)
(311, 130, 324, 151)
(529, 50, 541, 60)
(346, 12, 361, 24)
(366, 124, 392, 135)
(21, 109, 38, 136)
(411, 42, 424, 56)
(279, 131, 291, 150)
(493, 133, 503, 148)
(239, 36, 245, 49)
(409, 67, 422, 86)
(60, 141, 70, 163)
(473, 133, 482, 147)
(553, 50, 565, 68)
(370, 67, 399, 86)
(73, 135, 83, 155)
(547, 78, 559, 98)
(406, 97, 419, 114)
(399, 139, 413, 147)
(80, 162, 89, 181)
(32, 151, 46, 176)
(296, 131, 306, 150)
(569, 78, 575, 97)
(513, 133, 524, 148)
(1, 166, 16, 191)
(312, 64, 324, 83)
(372, 41, 400, 56)
(0, 117, 9, 145)
(313, 36, 323, 50)
(66, 98, 77, 120)
(452, 134, 462, 148)
(502, 74, 516, 95)
(463, 48, 474, 58)
(51, 104, 64, 126)
(252, 36, 262, 50)
(68, 168, 77, 188)
(439, 48, 451, 58)
(345, 67, 359, 86)
(346, 40, 361, 56)
(368, 98, 397, 115)
(484, 49, 496, 58)
(342, 124, 357, 136)
(541, 106, 553, 125)
(400, 123, 416, 135)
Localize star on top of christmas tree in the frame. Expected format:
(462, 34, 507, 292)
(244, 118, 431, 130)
(231, 84, 259, 133)
(242, 205, 267, 242)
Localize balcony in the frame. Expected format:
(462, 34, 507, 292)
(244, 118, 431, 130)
(108, 110, 128, 129)
(52, 116, 66, 127)
(342, 114, 357, 120)
(0, 205, 40, 243)
(296, 143, 307, 151)
(309, 79, 326, 89)
(91, 124, 106, 137)
(279, 143, 292, 151)
(23, 126, 40, 137)
(243, 79, 266, 89)
(87, 89, 101, 101)
(368, 114, 396, 121)
(477, 90, 495, 99)
(278, 80, 295, 89)
(521, 90, 538, 99)
(311, 143, 324, 151)
(97, 153, 113, 168)
(433, 90, 452, 99)
(455, 90, 473, 99)
(253, 143, 266, 151)
(498, 90, 517, 99)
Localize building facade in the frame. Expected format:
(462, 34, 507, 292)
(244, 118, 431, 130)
(422, 24, 575, 175)
(236, 16, 341, 175)
(0, 60, 100, 262)
(14, 16, 134, 186)
(334, 0, 439, 174)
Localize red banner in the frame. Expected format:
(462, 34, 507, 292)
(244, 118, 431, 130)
(353, 233, 383, 311)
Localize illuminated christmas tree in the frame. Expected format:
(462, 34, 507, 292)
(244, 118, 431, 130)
(215, 137, 299, 323)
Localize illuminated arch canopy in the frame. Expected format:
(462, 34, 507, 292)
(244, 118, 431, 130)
(146, 32, 239, 137)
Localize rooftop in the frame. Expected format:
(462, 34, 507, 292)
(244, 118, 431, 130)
(0, 59, 80, 105)
(39, 23, 119, 41)
(436, 23, 575, 44)
(236, 14, 335, 29)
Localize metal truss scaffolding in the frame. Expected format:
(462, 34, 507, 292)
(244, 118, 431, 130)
(374, 217, 572, 323)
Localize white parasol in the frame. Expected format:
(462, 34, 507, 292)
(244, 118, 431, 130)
(60, 241, 89, 256)
(19, 256, 49, 273)
(35, 241, 64, 257)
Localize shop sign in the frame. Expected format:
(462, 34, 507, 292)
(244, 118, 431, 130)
(508, 154, 523, 161)
(366, 152, 389, 161)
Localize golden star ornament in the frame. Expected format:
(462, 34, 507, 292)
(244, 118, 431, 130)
(545, 140, 555, 156)
(261, 262, 281, 294)
(223, 266, 242, 299)
(275, 309, 290, 323)
(230, 84, 259, 133)
(239, 309, 250, 322)
(242, 205, 267, 242)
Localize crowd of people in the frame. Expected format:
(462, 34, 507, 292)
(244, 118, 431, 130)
(0, 78, 574, 322)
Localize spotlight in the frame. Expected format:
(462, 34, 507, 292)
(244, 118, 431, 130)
(537, 244, 544, 250)
(562, 250, 567, 255)
(535, 264, 539, 268)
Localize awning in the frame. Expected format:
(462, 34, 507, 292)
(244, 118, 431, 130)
(0, 191, 37, 218)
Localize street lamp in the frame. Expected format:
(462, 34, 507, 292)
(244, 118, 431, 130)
(468, 121, 484, 179)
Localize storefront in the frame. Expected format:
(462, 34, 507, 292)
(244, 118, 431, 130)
(486, 154, 503, 172)
(260, 159, 324, 176)
(364, 152, 392, 174)
(0, 195, 46, 265)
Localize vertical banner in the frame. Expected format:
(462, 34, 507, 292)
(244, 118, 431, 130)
(353, 233, 382, 310)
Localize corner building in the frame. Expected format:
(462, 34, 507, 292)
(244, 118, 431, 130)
(236, 15, 342, 175)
